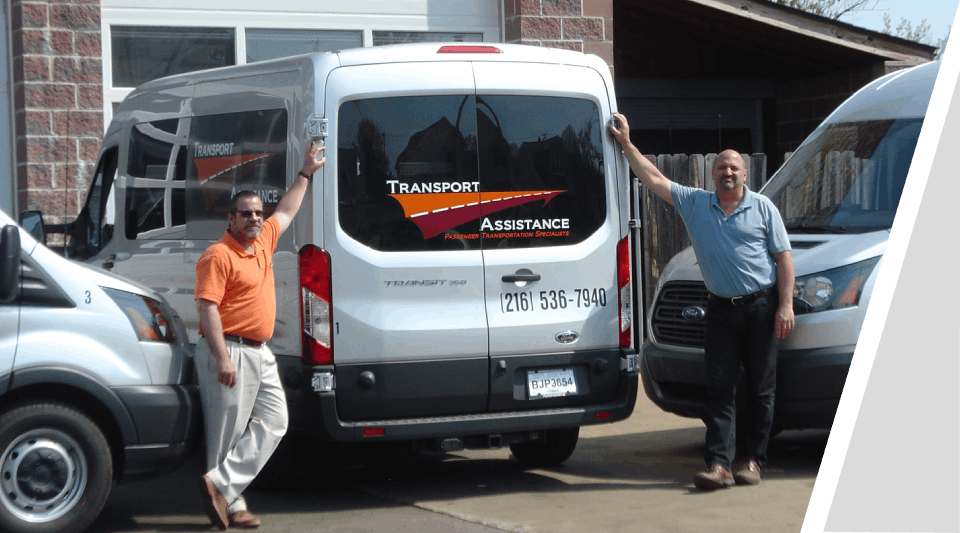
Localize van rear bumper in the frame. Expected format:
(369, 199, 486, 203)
(640, 341, 852, 430)
(281, 350, 638, 443)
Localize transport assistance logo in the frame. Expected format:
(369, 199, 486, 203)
(388, 188, 566, 239)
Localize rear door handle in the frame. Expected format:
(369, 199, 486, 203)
(502, 273, 541, 283)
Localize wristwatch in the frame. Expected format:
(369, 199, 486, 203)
(298, 170, 312, 180)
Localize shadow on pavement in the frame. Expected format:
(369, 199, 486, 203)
(87, 425, 829, 531)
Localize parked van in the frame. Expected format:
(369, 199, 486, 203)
(0, 208, 200, 533)
(640, 61, 937, 431)
(47, 43, 641, 481)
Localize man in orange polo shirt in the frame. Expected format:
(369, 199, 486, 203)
(195, 140, 325, 530)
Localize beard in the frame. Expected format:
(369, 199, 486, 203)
(717, 177, 739, 191)
(230, 223, 262, 241)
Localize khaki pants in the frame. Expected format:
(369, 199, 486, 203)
(195, 338, 288, 513)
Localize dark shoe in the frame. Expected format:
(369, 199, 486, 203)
(200, 475, 229, 530)
(733, 458, 762, 485)
(229, 510, 262, 529)
(694, 464, 734, 491)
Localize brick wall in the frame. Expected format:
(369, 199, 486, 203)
(504, 0, 614, 75)
(10, 0, 103, 226)
(774, 67, 875, 162)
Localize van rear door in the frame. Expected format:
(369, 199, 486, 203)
(472, 62, 623, 411)
(326, 62, 489, 421)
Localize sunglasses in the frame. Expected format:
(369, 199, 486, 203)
(233, 210, 264, 218)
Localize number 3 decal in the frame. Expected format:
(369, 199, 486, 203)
(85, 290, 91, 304)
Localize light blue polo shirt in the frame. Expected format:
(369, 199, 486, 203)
(670, 183, 790, 299)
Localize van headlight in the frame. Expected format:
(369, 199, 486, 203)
(103, 288, 179, 343)
(793, 257, 880, 315)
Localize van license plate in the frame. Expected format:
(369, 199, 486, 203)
(527, 369, 577, 399)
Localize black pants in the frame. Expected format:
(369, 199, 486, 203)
(702, 289, 778, 469)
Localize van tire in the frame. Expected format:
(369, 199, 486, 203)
(509, 427, 580, 467)
(0, 402, 113, 533)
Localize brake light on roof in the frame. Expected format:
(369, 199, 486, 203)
(299, 245, 333, 365)
(437, 45, 503, 54)
(617, 236, 632, 348)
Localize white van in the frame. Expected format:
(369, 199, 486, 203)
(0, 208, 200, 533)
(640, 61, 937, 431)
(46, 43, 641, 481)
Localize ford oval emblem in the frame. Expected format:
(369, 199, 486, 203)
(682, 306, 706, 321)
(555, 331, 579, 344)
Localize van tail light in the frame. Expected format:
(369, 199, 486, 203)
(617, 236, 632, 348)
(299, 245, 333, 365)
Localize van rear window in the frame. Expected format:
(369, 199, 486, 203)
(337, 95, 606, 252)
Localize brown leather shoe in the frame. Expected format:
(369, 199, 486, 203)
(200, 475, 229, 530)
(694, 464, 734, 491)
(229, 510, 262, 529)
(733, 458, 761, 485)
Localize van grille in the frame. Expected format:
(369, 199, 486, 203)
(650, 281, 709, 348)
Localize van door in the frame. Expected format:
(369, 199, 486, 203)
(472, 63, 623, 411)
(326, 62, 489, 421)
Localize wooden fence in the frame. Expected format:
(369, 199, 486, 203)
(637, 153, 768, 316)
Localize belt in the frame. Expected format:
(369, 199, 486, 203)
(709, 286, 776, 307)
(222, 334, 265, 348)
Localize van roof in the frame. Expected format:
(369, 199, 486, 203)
(130, 43, 596, 94)
(822, 60, 939, 125)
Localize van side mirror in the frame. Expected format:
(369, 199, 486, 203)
(19, 211, 46, 244)
(0, 225, 22, 303)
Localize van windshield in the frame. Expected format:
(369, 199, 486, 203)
(762, 117, 923, 233)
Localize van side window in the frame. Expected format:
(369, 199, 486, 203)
(184, 109, 288, 240)
(125, 119, 187, 240)
(338, 95, 482, 251)
(70, 148, 119, 259)
(125, 188, 186, 239)
(475, 95, 606, 249)
(128, 119, 179, 179)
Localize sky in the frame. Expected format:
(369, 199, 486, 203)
(839, 0, 958, 43)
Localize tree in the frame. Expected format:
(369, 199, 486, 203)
(883, 15, 950, 59)
(770, 0, 949, 58)
(770, 0, 881, 20)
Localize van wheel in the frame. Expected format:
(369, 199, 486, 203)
(0, 402, 113, 533)
(509, 427, 580, 467)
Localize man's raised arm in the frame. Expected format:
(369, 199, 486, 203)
(609, 113, 674, 205)
(272, 139, 326, 235)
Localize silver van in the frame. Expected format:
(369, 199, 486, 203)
(47, 43, 641, 482)
(640, 60, 937, 431)
(0, 208, 200, 533)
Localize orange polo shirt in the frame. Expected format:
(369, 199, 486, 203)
(195, 217, 280, 342)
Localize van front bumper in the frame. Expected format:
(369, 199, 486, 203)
(640, 341, 853, 431)
(114, 384, 202, 482)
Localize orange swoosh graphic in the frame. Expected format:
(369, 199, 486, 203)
(195, 153, 275, 184)
(388, 190, 565, 239)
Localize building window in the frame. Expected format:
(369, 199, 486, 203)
(112, 26, 236, 88)
(372, 31, 482, 46)
(246, 29, 363, 62)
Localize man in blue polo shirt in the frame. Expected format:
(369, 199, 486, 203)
(610, 113, 795, 491)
